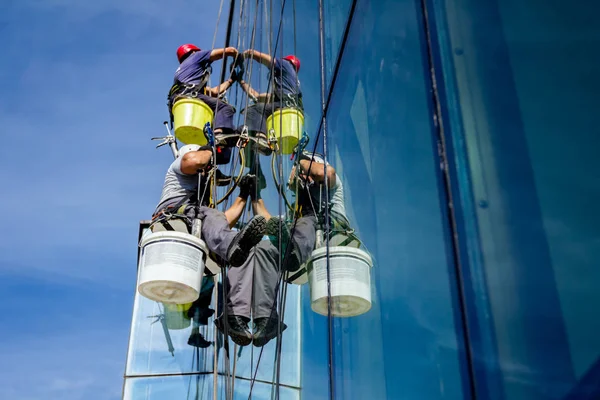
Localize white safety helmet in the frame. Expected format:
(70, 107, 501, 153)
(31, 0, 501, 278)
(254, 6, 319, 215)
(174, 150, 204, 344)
(178, 144, 201, 158)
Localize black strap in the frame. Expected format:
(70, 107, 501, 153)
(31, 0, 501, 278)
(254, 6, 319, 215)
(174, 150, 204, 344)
(285, 268, 306, 283)
(162, 220, 176, 231)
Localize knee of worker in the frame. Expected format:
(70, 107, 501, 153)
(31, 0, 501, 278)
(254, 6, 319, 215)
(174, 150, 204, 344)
(217, 103, 235, 115)
(196, 206, 220, 220)
(245, 104, 266, 121)
(294, 216, 318, 259)
(294, 216, 317, 239)
(196, 206, 229, 231)
(253, 240, 280, 270)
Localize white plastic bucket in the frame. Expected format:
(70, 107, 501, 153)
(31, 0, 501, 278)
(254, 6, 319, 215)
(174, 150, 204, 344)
(138, 231, 208, 304)
(308, 246, 373, 317)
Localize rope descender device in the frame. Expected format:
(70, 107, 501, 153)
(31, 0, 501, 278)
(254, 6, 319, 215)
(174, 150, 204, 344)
(203, 122, 215, 147)
(268, 128, 279, 153)
(151, 133, 177, 149)
(236, 125, 250, 149)
(152, 121, 179, 158)
(290, 131, 309, 161)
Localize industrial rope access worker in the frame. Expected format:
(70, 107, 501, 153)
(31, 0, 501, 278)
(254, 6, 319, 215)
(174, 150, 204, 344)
(216, 152, 349, 347)
(168, 44, 239, 139)
(237, 50, 303, 155)
(151, 144, 266, 268)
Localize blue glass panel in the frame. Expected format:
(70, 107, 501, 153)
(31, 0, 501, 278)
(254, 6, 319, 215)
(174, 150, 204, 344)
(323, 0, 353, 88)
(125, 282, 218, 376)
(227, 0, 322, 139)
(217, 284, 301, 387)
(126, 267, 300, 388)
(123, 375, 299, 400)
(318, 0, 472, 398)
(300, 282, 330, 400)
(429, 0, 600, 398)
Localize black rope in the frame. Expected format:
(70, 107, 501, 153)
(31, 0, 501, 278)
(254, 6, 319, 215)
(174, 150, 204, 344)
(214, 4, 247, 399)
(246, 0, 316, 396)
(316, 0, 335, 397)
(218, 1, 259, 399)
(272, 0, 297, 396)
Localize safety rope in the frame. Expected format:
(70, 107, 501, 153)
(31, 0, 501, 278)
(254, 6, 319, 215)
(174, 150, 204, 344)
(246, 1, 324, 395)
(317, 0, 336, 395)
(215, 0, 259, 398)
(209, 0, 227, 88)
(206, 2, 235, 398)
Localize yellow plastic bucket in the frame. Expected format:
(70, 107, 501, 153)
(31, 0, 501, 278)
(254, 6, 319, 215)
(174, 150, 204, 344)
(266, 109, 304, 155)
(163, 302, 193, 330)
(172, 98, 214, 145)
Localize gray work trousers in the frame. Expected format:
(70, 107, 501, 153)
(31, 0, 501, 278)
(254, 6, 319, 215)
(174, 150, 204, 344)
(227, 215, 317, 319)
(153, 206, 236, 262)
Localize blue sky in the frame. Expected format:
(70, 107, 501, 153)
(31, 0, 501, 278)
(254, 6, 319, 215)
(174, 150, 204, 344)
(0, 1, 228, 398)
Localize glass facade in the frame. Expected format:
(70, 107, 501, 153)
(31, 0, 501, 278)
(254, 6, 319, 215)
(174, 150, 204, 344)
(125, 0, 600, 398)
(324, 0, 469, 397)
(124, 224, 302, 399)
(429, 0, 600, 398)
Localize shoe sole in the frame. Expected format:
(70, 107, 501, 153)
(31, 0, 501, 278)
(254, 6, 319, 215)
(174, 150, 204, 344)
(265, 218, 301, 272)
(228, 216, 267, 267)
(230, 333, 252, 347)
(253, 322, 288, 347)
(215, 318, 253, 347)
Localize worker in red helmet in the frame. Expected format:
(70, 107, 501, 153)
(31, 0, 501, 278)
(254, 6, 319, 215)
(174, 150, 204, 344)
(235, 50, 303, 155)
(168, 44, 240, 140)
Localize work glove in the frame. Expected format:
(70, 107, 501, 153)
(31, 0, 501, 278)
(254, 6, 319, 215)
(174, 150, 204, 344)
(230, 58, 245, 82)
(238, 174, 257, 200)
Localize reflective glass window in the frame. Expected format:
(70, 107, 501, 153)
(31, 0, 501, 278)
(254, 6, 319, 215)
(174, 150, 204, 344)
(323, 0, 353, 88)
(228, 0, 322, 136)
(432, 0, 600, 397)
(300, 0, 472, 398)
(123, 375, 299, 400)
(126, 273, 300, 388)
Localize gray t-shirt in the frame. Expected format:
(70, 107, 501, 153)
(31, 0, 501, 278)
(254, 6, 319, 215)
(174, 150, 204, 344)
(154, 157, 205, 213)
(297, 152, 349, 224)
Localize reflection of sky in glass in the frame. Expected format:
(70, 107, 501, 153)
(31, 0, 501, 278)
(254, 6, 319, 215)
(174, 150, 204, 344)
(126, 274, 301, 387)
(432, 0, 600, 397)
(303, 0, 471, 399)
(323, 0, 353, 89)
(124, 375, 299, 400)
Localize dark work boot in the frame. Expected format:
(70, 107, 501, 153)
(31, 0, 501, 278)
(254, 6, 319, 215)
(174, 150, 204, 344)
(252, 317, 288, 347)
(188, 326, 212, 348)
(227, 215, 267, 267)
(215, 315, 252, 347)
(265, 216, 302, 272)
(254, 132, 273, 156)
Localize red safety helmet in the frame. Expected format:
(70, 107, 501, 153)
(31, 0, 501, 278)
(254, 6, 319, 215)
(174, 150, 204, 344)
(283, 55, 300, 72)
(177, 44, 201, 63)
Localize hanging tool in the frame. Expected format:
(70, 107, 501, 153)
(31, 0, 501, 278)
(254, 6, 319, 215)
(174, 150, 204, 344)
(151, 121, 180, 159)
(148, 313, 175, 356)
